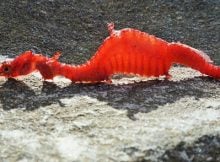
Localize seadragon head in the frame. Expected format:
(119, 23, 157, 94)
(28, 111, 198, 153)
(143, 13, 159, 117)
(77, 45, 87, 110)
(0, 51, 39, 78)
(0, 50, 61, 79)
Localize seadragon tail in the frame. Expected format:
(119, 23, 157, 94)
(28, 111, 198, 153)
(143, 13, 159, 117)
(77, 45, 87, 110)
(169, 42, 220, 79)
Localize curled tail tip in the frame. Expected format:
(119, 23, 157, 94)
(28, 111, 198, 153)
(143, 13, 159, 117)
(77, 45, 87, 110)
(169, 42, 220, 78)
(107, 22, 115, 35)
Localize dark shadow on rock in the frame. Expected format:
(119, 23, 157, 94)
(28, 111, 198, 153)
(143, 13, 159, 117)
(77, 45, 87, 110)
(0, 77, 219, 119)
(122, 134, 220, 161)
(159, 134, 220, 162)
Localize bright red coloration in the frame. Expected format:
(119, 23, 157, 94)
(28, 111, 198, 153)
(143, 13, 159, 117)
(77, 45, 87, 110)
(0, 51, 59, 79)
(0, 23, 220, 82)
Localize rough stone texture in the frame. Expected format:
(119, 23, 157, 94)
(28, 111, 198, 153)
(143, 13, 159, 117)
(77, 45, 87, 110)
(160, 135, 220, 162)
(0, 0, 219, 162)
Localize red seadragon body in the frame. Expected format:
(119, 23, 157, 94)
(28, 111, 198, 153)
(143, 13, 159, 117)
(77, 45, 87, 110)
(0, 23, 219, 82)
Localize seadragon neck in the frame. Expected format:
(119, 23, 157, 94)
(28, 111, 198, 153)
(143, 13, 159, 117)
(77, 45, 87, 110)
(51, 60, 109, 82)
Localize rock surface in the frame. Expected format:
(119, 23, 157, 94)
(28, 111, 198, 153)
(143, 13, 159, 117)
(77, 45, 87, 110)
(0, 1, 219, 162)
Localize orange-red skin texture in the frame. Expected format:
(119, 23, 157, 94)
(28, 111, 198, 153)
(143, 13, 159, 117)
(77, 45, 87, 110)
(0, 23, 219, 82)
(0, 51, 40, 78)
(55, 28, 172, 82)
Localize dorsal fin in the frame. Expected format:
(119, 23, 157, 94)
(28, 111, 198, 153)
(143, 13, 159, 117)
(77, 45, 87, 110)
(107, 22, 115, 35)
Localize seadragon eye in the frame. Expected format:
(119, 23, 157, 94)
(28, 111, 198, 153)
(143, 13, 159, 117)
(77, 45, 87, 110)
(2, 65, 11, 74)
